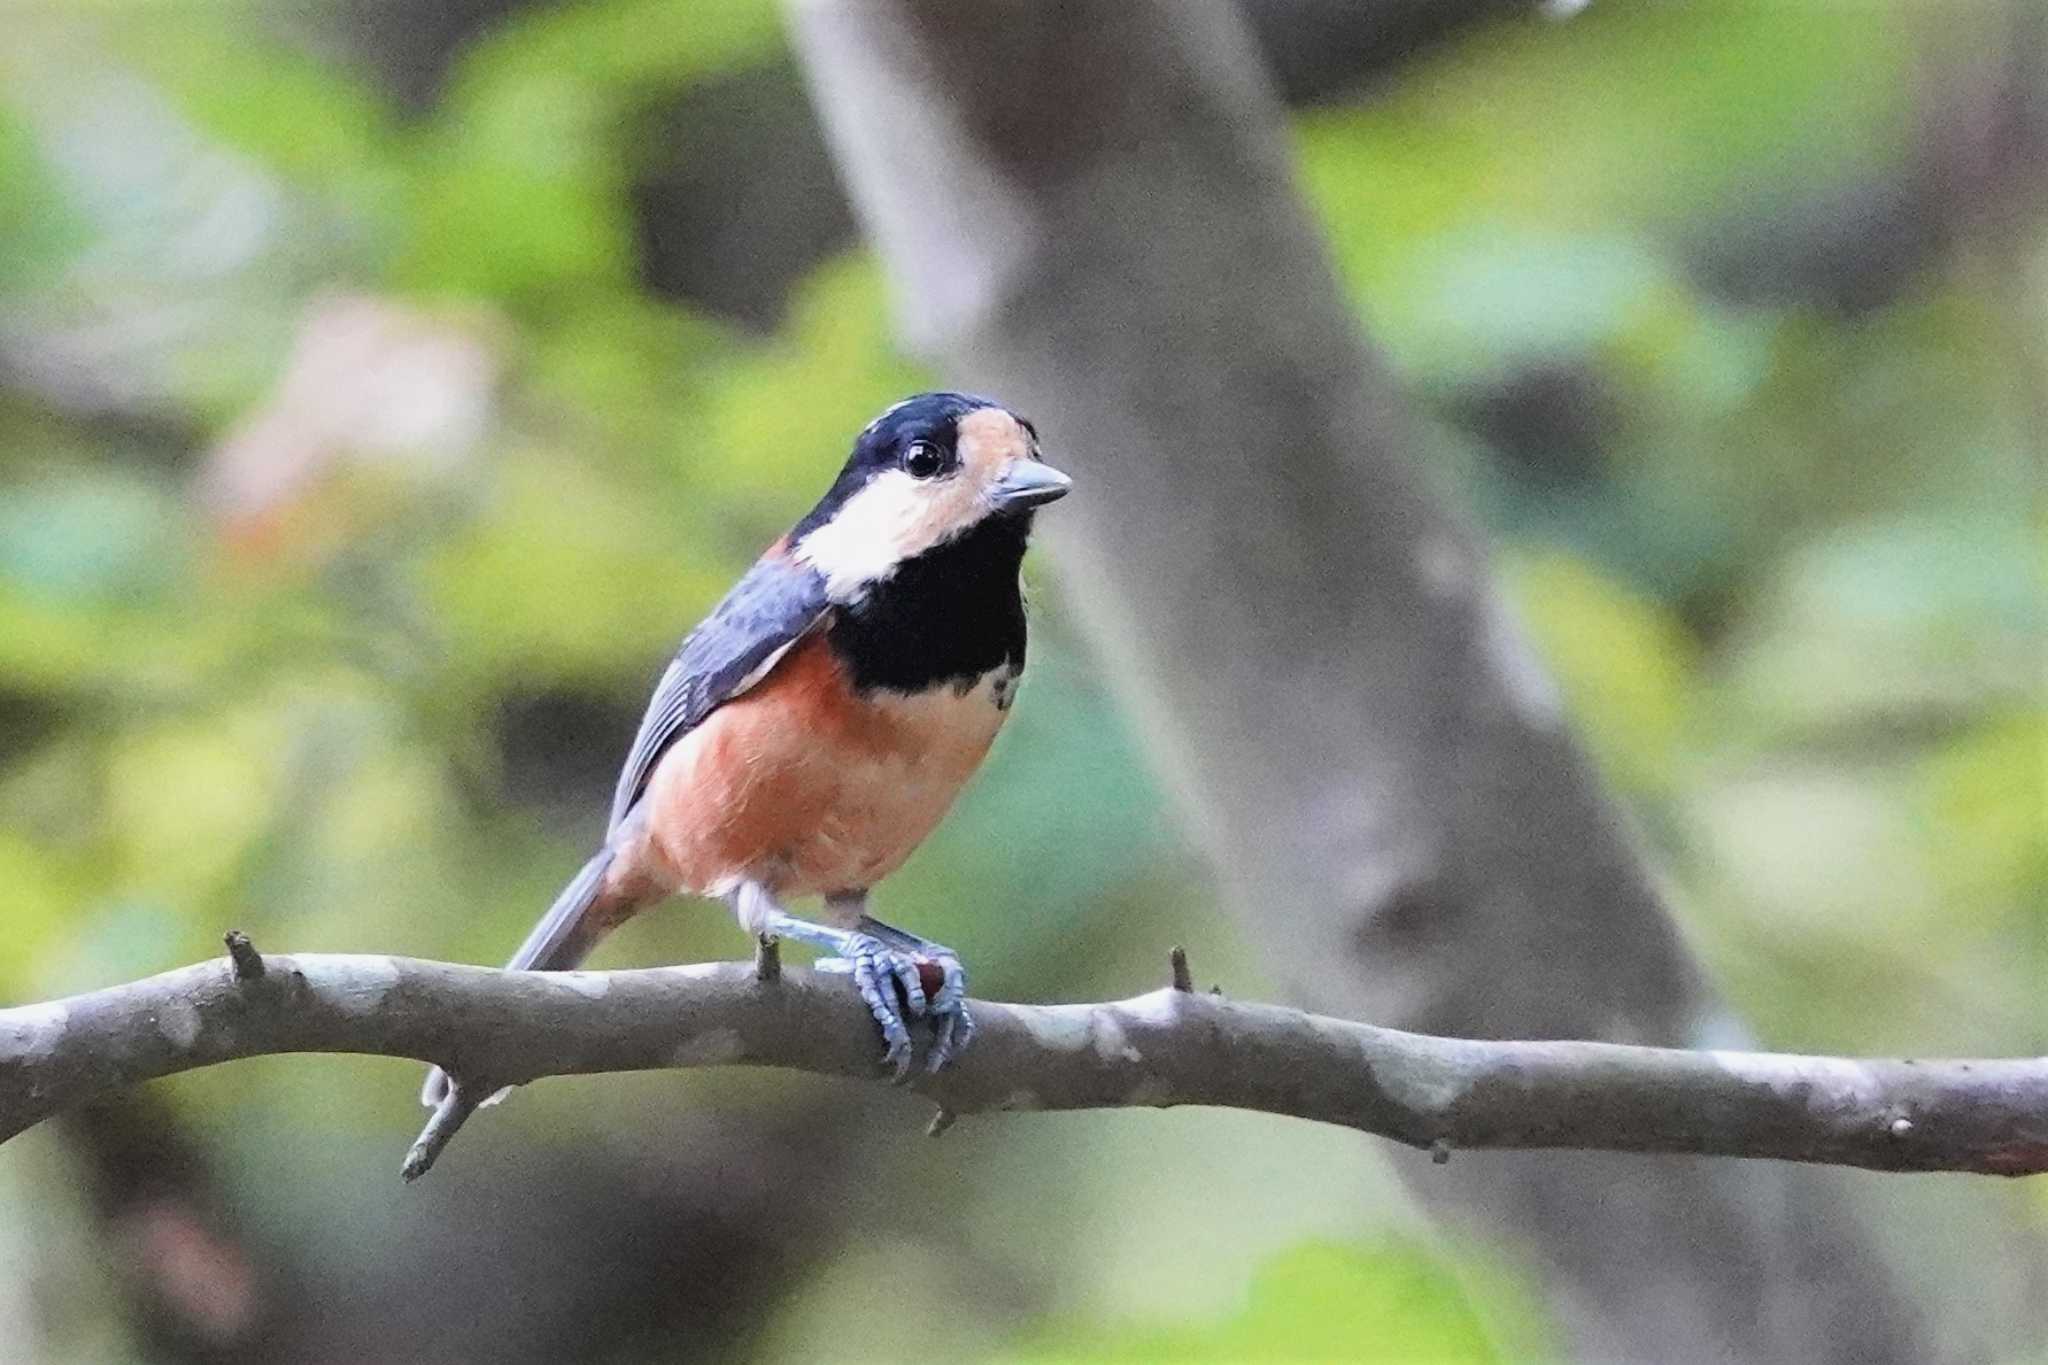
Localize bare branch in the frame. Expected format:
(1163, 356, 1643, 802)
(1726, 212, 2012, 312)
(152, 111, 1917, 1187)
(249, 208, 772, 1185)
(4, 953, 2044, 1181)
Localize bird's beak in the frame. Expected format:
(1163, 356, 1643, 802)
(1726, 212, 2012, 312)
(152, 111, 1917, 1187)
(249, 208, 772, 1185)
(989, 458, 1072, 511)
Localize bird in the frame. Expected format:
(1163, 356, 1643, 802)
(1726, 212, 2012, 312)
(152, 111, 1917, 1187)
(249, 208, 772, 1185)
(409, 392, 1069, 1174)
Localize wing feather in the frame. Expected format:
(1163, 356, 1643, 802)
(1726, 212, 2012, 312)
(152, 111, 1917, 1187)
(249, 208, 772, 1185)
(606, 555, 830, 834)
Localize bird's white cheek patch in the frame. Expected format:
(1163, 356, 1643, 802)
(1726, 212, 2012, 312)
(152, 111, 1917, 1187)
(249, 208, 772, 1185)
(796, 471, 984, 598)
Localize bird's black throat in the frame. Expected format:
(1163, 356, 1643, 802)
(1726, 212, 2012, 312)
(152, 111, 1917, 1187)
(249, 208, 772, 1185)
(826, 516, 1030, 695)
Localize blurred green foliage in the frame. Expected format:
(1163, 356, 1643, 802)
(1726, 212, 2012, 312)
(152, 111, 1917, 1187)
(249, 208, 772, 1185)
(1001, 1240, 1556, 1364)
(0, 0, 2041, 1360)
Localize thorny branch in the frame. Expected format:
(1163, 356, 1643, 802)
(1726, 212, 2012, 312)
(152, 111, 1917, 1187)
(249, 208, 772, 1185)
(2, 939, 2044, 1181)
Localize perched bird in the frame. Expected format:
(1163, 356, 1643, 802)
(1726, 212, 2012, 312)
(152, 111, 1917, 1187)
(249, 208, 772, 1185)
(410, 392, 1068, 1172)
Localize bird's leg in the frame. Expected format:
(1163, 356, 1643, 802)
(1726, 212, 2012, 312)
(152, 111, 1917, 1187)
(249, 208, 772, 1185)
(728, 883, 927, 1078)
(843, 905, 975, 1074)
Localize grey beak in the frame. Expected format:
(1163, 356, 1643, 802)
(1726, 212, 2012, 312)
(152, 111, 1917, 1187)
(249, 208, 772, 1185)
(990, 458, 1072, 510)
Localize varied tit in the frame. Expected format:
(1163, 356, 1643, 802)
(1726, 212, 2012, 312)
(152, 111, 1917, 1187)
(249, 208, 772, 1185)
(416, 393, 1069, 1141)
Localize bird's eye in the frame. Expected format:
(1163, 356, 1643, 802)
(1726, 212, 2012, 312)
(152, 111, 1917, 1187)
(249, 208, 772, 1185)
(901, 441, 945, 479)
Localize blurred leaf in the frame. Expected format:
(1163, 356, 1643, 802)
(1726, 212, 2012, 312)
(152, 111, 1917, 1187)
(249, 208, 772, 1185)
(0, 43, 356, 423)
(0, 471, 186, 606)
(1918, 711, 2048, 921)
(1297, 0, 1907, 330)
(0, 829, 90, 990)
(0, 470, 192, 692)
(1506, 547, 1697, 795)
(438, 0, 781, 98)
(1723, 513, 2039, 734)
(48, 897, 190, 998)
(1005, 1239, 1526, 1363)
(397, 0, 782, 300)
(1399, 229, 1675, 380)
(401, 74, 633, 299)
(418, 442, 730, 690)
(525, 291, 725, 459)
(104, 714, 276, 905)
(104, 14, 404, 223)
(0, 100, 86, 290)
(0, 588, 125, 691)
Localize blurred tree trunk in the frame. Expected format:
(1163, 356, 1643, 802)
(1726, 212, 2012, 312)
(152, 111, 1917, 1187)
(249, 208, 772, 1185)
(789, 2, 1933, 1361)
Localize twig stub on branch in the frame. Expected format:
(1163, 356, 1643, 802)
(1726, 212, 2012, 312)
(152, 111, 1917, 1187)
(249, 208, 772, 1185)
(223, 930, 265, 982)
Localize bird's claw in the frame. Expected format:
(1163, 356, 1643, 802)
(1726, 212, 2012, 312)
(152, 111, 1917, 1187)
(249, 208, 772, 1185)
(818, 934, 974, 1078)
(820, 932, 923, 1078)
(921, 949, 975, 1073)
(855, 933, 923, 1078)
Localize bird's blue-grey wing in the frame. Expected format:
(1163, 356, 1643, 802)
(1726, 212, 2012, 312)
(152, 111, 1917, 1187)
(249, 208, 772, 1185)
(605, 555, 830, 834)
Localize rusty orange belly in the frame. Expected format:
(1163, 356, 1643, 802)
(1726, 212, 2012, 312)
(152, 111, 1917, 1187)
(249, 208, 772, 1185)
(628, 632, 1011, 900)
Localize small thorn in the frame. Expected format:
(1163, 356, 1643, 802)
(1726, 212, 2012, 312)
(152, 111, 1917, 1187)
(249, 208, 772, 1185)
(755, 934, 782, 983)
(927, 1106, 957, 1138)
(223, 930, 265, 982)
(1169, 946, 1193, 993)
(1430, 1137, 1453, 1165)
(1889, 1117, 1915, 1139)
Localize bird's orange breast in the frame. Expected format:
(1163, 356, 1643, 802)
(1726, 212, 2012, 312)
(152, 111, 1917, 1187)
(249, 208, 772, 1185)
(629, 631, 1012, 900)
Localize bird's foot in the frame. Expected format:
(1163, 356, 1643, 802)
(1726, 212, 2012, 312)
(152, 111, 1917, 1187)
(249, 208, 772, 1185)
(853, 916, 976, 1073)
(812, 934, 974, 1078)
(815, 931, 929, 1077)
(754, 903, 975, 1079)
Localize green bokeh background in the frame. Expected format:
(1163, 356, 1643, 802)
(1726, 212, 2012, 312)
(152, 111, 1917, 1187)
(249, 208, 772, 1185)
(0, 2, 2041, 1360)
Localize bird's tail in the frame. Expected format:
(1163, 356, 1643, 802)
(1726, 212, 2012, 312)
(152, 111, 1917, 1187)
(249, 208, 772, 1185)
(503, 846, 621, 973)
(418, 847, 618, 1111)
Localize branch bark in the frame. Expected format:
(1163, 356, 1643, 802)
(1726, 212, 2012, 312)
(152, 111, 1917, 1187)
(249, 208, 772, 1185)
(5, 951, 2047, 1180)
